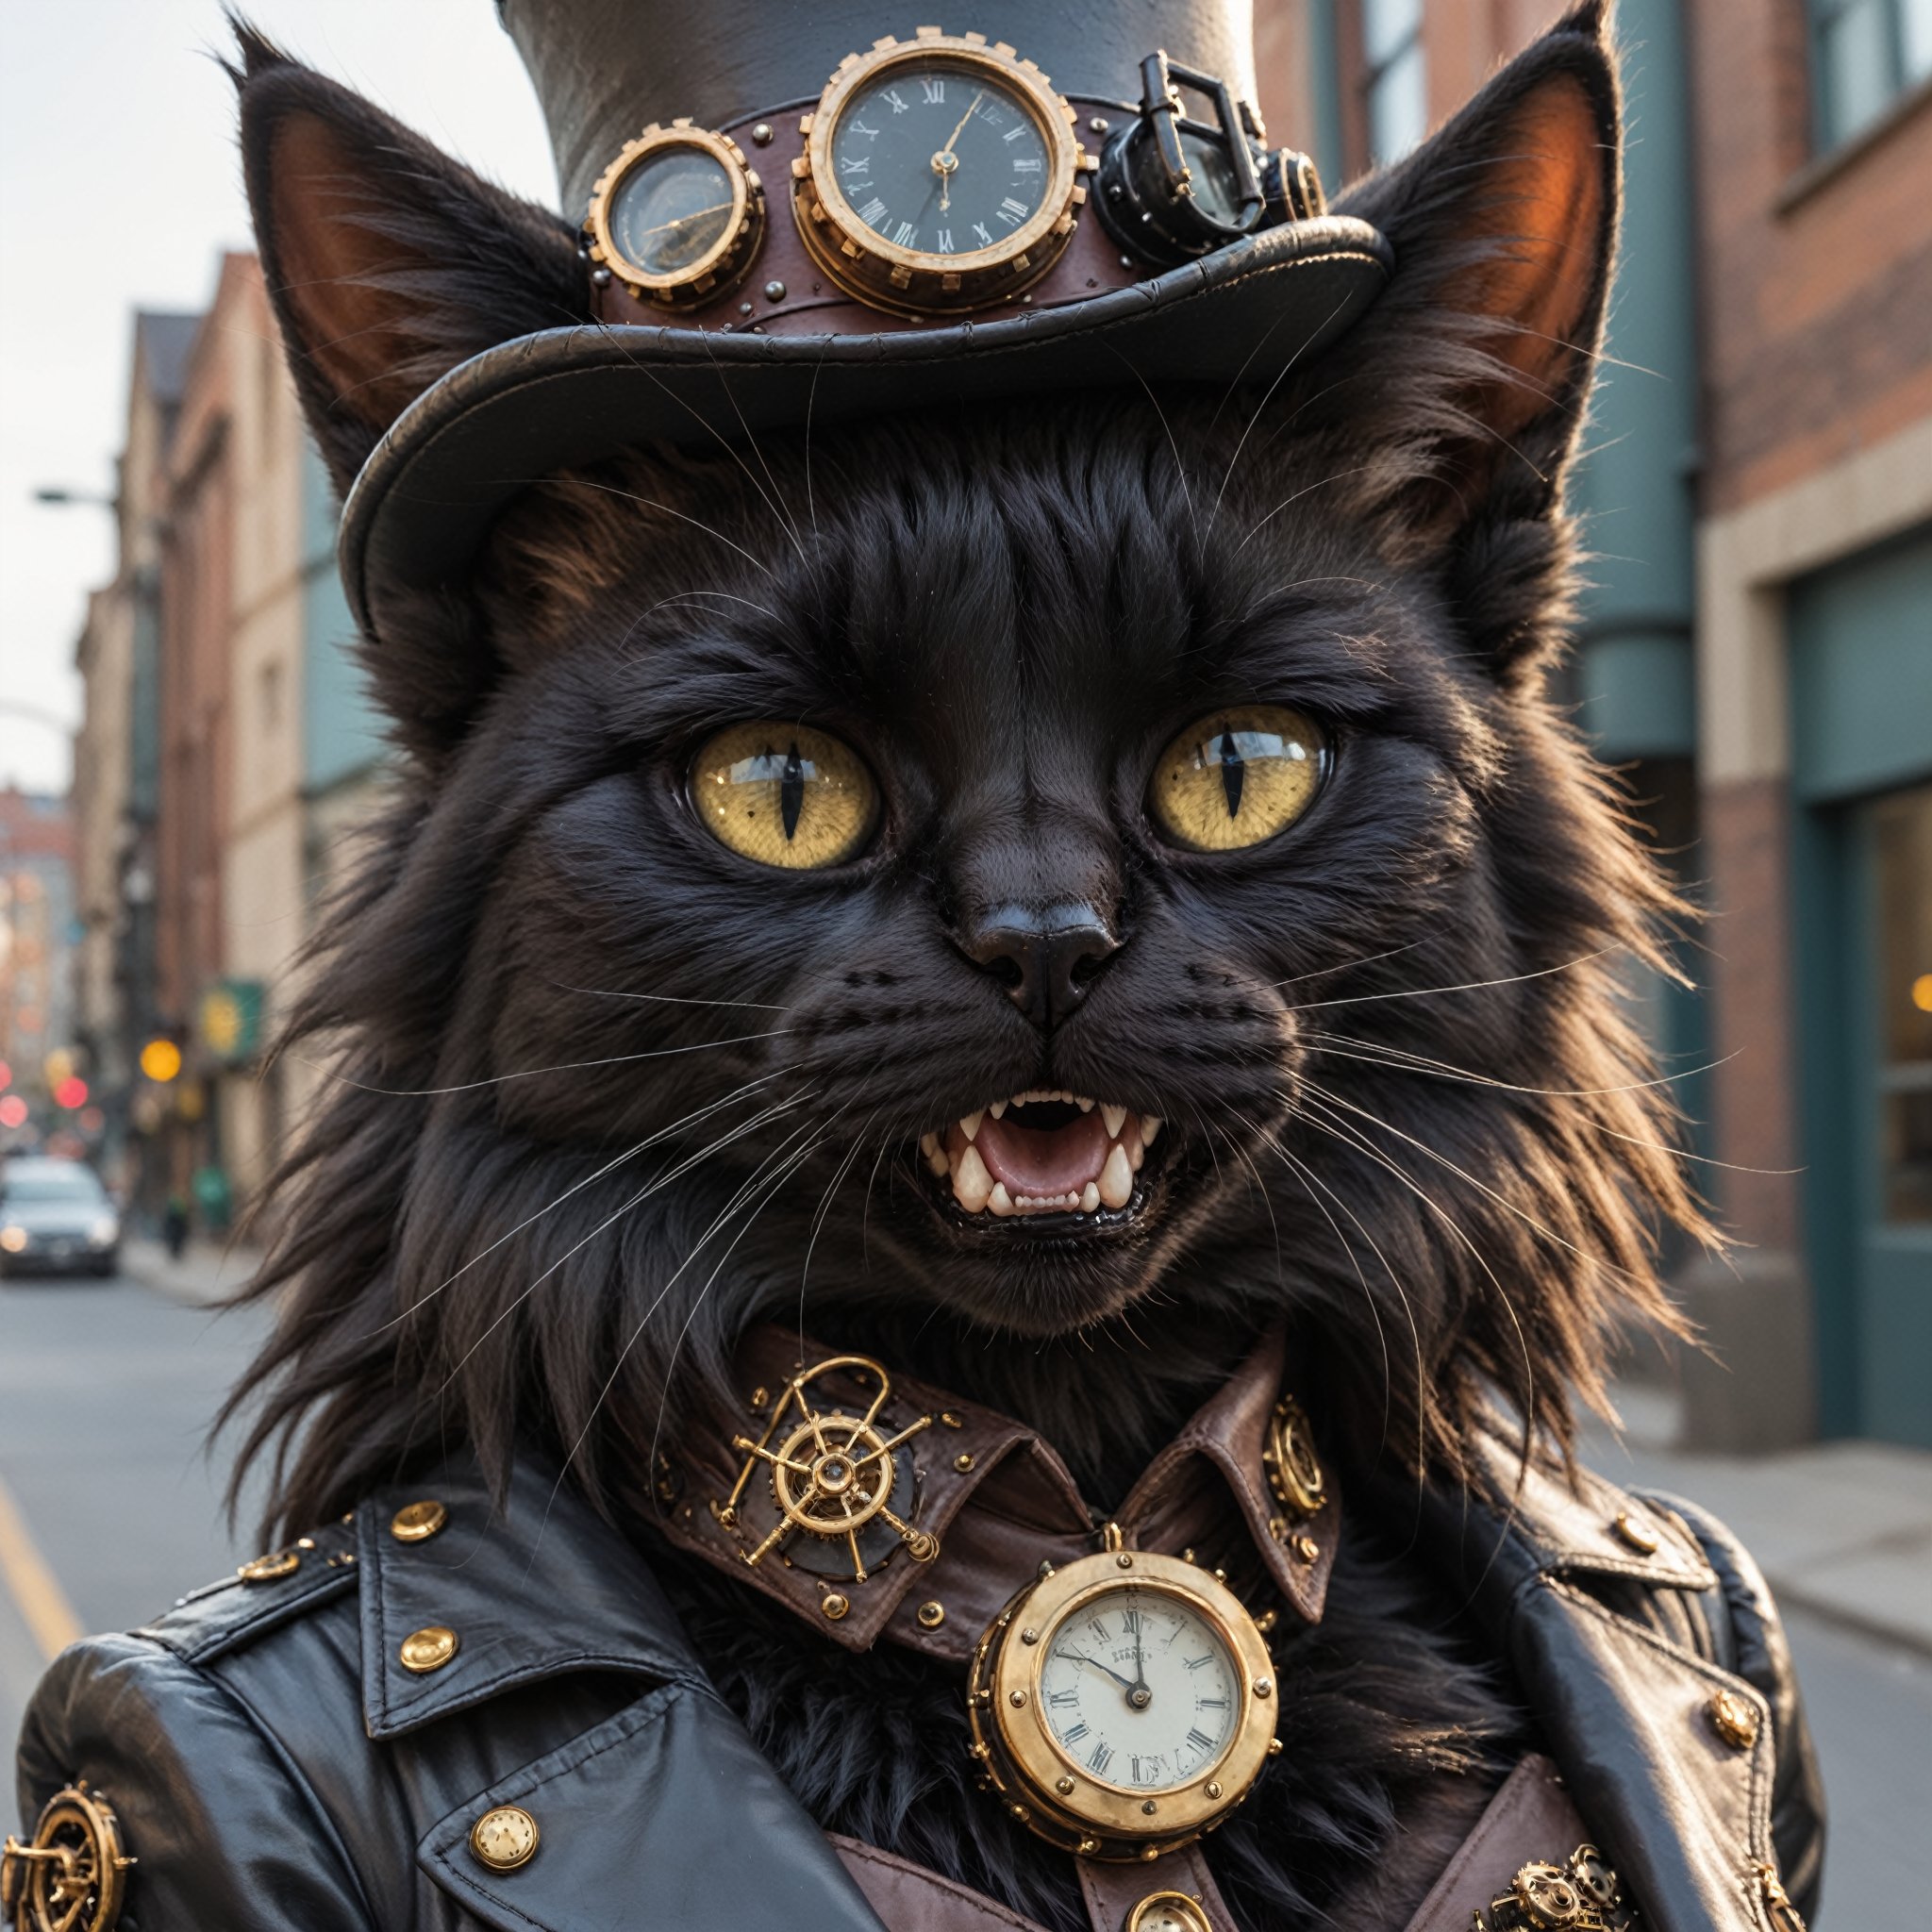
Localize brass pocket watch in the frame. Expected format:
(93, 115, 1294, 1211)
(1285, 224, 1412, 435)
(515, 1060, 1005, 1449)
(968, 1530, 1278, 1860)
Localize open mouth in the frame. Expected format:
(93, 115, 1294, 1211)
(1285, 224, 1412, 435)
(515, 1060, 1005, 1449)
(917, 1091, 1165, 1224)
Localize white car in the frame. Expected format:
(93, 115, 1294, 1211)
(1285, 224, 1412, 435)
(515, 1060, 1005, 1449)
(0, 1157, 122, 1278)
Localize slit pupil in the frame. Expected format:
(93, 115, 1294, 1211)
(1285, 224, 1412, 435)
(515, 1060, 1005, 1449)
(780, 743, 806, 840)
(1218, 728, 1244, 818)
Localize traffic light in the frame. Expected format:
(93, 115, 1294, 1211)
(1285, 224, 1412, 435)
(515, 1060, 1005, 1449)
(140, 1038, 184, 1083)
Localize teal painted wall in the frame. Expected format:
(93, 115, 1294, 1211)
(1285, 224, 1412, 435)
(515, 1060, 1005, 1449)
(1789, 526, 1932, 805)
(1304, 0, 1344, 191)
(299, 443, 381, 794)
(1565, 0, 1700, 762)
(1789, 524, 1932, 1445)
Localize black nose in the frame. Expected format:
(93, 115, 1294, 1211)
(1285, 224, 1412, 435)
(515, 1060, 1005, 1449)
(963, 905, 1124, 1030)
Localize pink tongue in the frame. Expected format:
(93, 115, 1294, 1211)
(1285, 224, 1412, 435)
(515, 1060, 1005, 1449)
(973, 1111, 1111, 1195)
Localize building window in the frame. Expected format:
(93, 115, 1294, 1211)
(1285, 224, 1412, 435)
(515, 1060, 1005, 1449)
(1361, 0, 1427, 162)
(1810, 0, 1932, 150)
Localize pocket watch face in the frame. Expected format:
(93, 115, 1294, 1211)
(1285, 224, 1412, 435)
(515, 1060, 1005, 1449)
(968, 1547, 1277, 1860)
(794, 31, 1085, 317)
(1040, 1587, 1239, 1790)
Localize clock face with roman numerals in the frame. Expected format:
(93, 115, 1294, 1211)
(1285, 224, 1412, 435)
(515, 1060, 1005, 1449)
(1037, 1586, 1240, 1792)
(825, 57, 1053, 263)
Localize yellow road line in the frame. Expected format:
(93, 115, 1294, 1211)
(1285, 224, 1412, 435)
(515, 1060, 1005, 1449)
(0, 1472, 83, 1660)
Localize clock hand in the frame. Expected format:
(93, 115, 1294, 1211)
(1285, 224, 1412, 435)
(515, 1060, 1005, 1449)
(1129, 1620, 1152, 1710)
(929, 88, 985, 214)
(1054, 1649, 1139, 1695)
(628, 199, 733, 242)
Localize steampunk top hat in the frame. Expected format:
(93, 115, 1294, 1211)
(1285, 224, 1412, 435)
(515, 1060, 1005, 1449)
(250, 1, 1395, 639)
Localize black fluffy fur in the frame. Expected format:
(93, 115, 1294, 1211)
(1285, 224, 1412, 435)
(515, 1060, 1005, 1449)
(222, 8, 1706, 1925)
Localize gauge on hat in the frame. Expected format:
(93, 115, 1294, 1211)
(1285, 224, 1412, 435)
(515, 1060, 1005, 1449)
(791, 28, 1088, 318)
(586, 121, 765, 305)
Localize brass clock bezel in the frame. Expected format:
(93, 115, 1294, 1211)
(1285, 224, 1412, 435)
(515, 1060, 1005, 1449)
(791, 27, 1088, 318)
(968, 1547, 1277, 1861)
(586, 120, 765, 306)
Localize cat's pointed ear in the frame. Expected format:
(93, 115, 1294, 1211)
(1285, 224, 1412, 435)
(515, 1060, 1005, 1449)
(1324, 2, 1619, 618)
(231, 22, 587, 496)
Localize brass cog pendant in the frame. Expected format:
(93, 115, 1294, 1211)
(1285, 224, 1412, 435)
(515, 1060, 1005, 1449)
(2, 1782, 135, 1932)
(714, 1354, 940, 1583)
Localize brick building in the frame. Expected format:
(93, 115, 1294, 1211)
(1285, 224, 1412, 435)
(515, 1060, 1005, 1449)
(1250, 0, 1931, 1443)
(73, 256, 385, 1222)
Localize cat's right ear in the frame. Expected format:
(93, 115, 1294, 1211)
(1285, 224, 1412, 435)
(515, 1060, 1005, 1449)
(232, 22, 588, 498)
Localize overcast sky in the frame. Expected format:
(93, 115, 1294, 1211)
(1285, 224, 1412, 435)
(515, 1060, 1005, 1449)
(0, 1, 558, 792)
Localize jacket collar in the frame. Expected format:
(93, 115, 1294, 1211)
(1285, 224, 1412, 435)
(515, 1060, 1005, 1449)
(648, 1324, 1341, 1659)
(355, 1451, 706, 1740)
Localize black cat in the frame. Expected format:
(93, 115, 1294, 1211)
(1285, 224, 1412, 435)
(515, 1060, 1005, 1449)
(11, 9, 1823, 1932)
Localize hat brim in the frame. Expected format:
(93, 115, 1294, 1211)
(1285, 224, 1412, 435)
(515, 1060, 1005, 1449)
(339, 214, 1391, 638)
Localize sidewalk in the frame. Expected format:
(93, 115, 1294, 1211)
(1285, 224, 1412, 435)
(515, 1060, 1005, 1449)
(1585, 1385, 1932, 1658)
(120, 1235, 266, 1310)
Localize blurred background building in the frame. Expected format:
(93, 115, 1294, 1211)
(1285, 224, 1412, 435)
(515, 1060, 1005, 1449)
(47, 258, 386, 1238)
(8, 0, 1927, 1448)
(1252, 0, 1932, 1452)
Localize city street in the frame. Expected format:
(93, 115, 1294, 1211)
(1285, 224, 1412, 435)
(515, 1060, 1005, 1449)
(2, 1266, 1926, 1926)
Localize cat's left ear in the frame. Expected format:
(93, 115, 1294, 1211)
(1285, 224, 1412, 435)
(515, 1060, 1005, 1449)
(1325, 1, 1620, 666)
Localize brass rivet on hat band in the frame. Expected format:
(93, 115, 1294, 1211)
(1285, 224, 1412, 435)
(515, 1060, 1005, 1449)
(391, 1499, 448, 1543)
(238, 1550, 300, 1583)
(399, 1624, 459, 1673)
(1292, 1534, 1320, 1563)
(1611, 1508, 1659, 1555)
(916, 1600, 945, 1629)
(1707, 1687, 1758, 1750)
(821, 1592, 850, 1621)
(469, 1805, 540, 1873)
(954, 1453, 975, 1473)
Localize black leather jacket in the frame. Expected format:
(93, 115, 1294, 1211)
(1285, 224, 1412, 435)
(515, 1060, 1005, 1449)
(14, 1435, 1824, 1931)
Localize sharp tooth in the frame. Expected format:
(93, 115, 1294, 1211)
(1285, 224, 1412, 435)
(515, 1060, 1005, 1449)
(1098, 1142, 1134, 1209)
(1080, 1181, 1100, 1213)
(1129, 1139, 1144, 1173)
(990, 1099, 1008, 1120)
(959, 1110, 984, 1142)
(1141, 1116, 1162, 1146)
(954, 1143, 992, 1211)
(1076, 1096, 1094, 1113)
(920, 1132, 938, 1158)
(1101, 1103, 1127, 1140)
(989, 1182, 1015, 1217)
(927, 1149, 950, 1177)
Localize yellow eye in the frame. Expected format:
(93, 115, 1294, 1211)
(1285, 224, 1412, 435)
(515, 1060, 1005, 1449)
(1148, 705, 1326, 853)
(691, 722, 879, 869)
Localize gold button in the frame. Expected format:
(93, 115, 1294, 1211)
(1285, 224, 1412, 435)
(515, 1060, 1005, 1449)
(469, 1804, 540, 1872)
(1126, 1894, 1212, 1932)
(238, 1551, 301, 1583)
(821, 1592, 850, 1621)
(916, 1600, 945, 1629)
(391, 1499, 448, 1543)
(399, 1624, 459, 1673)
(1611, 1508, 1660, 1556)
(1707, 1687, 1758, 1750)
(954, 1453, 975, 1474)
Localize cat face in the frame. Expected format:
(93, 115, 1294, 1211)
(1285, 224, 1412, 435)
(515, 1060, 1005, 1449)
(443, 404, 1509, 1352)
(227, 8, 1705, 1526)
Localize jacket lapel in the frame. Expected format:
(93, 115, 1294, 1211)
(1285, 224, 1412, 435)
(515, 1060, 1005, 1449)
(1404, 1428, 1775, 1932)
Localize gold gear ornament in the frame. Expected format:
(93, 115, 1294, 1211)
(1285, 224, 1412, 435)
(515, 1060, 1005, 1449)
(3, 1783, 135, 1932)
(717, 1354, 939, 1583)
